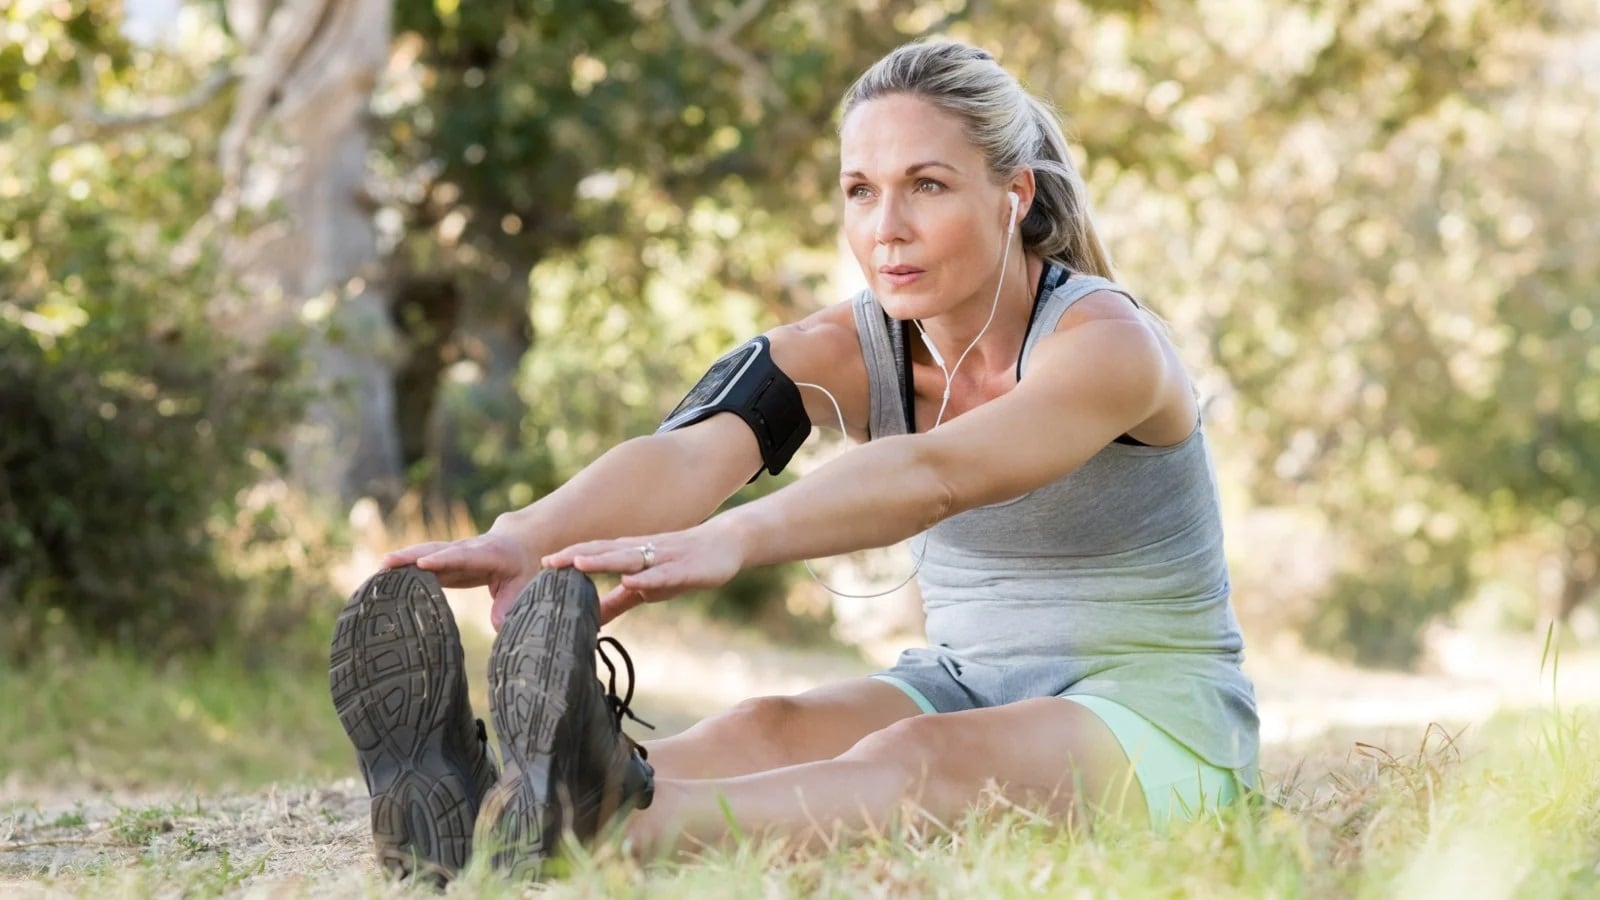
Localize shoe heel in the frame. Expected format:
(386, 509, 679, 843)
(329, 566, 484, 882)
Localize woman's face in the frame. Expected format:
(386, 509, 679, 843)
(839, 93, 1013, 321)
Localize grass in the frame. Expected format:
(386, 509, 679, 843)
(460, 708, 1600, 899)
(0, 645, 352, 792)
(2, 618, 1596, 897)
(1, 706, 1593, 898)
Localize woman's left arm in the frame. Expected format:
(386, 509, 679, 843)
(545, 303, 1168, 620)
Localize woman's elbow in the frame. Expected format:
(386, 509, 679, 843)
(905, 439, 962, 527)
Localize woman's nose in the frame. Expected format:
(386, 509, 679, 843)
(873, 196, 911, 244)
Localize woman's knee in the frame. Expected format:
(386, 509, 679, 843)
(645, 695, 805, 778)
(837, 715, 955, 796)
(686, 695, 806, 760)
(718, 695, 803, 738)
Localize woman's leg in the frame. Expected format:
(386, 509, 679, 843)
(641, 677, 924, 779)
(626, 696, 1146, 856)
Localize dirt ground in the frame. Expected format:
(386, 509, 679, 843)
(3, 595, 1595, 896)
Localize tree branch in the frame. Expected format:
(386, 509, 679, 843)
(667, 0, 784, 110)
(214, 0, 341, 222)
(48, 62, 238, 148)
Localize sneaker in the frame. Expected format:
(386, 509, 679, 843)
(475, 567, 655, 878)
(329, 566, 499, 884)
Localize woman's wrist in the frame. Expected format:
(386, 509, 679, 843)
(487, 510, 547, 574)
(708, 503, 770, 570)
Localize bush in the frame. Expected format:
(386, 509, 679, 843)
(0, 316, 314, 659)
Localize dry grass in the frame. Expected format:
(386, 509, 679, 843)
(1, 706, 1594, 899)
(4, 514, 1594, 897)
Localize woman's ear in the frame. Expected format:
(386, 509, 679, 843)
(1008, 169, 1038, 222)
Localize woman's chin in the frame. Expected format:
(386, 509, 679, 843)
(872, 285, 942, 321)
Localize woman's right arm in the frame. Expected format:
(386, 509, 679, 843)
(383, 415, 760, 627)
(383, 300, 868, 627)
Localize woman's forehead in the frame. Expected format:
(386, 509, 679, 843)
(840, 95, 979, 174)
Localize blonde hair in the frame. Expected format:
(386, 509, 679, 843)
(841, 40, 1116, 281)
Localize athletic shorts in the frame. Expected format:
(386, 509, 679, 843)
(872, 648, 1255, 827)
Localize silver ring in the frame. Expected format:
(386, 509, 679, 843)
(639, 543, 657, 569)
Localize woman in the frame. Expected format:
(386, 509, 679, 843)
(329, 40, 1258, 882)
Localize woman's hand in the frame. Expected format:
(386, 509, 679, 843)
(382, 529, 536, 630)
(541, 521, 747, 625)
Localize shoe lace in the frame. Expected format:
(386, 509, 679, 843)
(596, 635, 655, 737)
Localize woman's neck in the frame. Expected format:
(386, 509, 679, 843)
(917, 254, 1043, 382)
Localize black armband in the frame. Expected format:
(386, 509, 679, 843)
(657, 336, 811, 477)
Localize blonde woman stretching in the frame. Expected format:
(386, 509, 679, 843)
(329, 40, 1259, 882)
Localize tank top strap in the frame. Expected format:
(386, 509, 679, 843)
(850, 289, 911, 440)
(1017, 275, 1143, 376)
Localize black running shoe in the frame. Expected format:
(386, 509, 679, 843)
(329, 566, 499, 884)
(475, 567, 655, 879)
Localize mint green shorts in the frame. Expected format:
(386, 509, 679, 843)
(1061, 693, 1253, 827)
(874, 671, 1253, 826)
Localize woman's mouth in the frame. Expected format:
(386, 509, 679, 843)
(878, 265, 925, 287)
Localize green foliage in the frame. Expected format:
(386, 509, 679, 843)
(5, 0, 1596, 659)
(376, 1, 948, 625)
(380, 1, 928, 517)
(1162, 2, 1600, 654)
(0, 1, 322, 655)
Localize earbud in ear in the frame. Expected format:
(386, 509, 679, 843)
(1007, 192, 1020, 234)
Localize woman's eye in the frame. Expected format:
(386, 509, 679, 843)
(845, 184, 873, 201)
(915, 178, 944, 193)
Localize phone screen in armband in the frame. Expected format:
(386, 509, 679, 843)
(661, 342, 763, 430)
(657, 336, 811, 477)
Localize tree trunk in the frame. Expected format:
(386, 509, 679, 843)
(219, 0, 401, 507)
(1558, 538, 1597, 622)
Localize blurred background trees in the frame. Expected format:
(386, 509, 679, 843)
(2, 0, 1595, 665)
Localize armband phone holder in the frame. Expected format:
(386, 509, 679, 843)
(656, 336, 811, 477)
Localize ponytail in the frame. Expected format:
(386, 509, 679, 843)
(1019, 95, 1116, 280)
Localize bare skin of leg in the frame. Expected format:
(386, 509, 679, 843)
(625, 697, 1147, 857)
(640, 678, 924, 779)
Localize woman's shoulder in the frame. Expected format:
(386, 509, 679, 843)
(766, 298, 876, 436)
(1054, 288, 1148, 331)
(769, 297, 865, 353)
(1041, 272, 1146, 330)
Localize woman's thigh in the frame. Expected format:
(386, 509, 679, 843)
(841, 696, 1148, 826)
(643, 677, 925, 779)
(1063, 694, 1248, 827)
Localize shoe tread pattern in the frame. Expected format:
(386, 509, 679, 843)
(329, 567, 479, 882)
(479, 569, 595, 878)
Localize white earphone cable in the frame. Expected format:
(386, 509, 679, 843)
(791, 197, 1019, 600)
(793, 380, 926, 598)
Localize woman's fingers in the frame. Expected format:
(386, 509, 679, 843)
(382, 536, 523, 589)
(598, 585, 648, 625)
(489, 576, 533, 631)
(541, 539, 630, 570)
(381, 542, 454, 568)
(543, 538, 655, 573)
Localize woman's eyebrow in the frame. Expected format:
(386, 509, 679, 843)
(840, 160, 961, 180)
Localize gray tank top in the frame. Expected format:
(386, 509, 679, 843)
(850, 272, 1259, 770)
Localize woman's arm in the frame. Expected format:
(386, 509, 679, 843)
(384, 300, 869, 626)
(488, 300, 868, 555)
(547, 293, 1174, 615)
(727, 308, 1170, 565)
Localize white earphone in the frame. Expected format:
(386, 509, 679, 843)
(793, 187, 1024, 600)
(918, 328, 946, 369)
(916, 189, 1021, 424)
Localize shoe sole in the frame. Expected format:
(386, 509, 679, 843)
(477, 568, 597, 877)
(328, 566, 480, 883)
